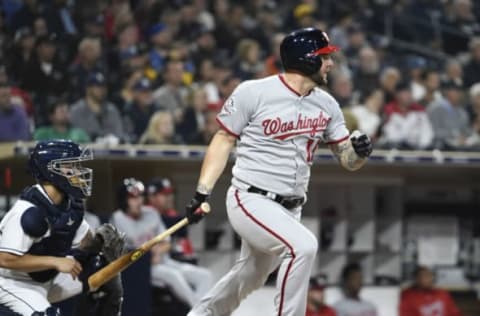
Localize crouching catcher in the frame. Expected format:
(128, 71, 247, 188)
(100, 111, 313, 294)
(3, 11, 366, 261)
(0, 140, 124, 316)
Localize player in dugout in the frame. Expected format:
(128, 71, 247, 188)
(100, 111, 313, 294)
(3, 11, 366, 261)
(110, 177, 212, 309)
(306, 276, 336, 316)
(399, 265, 462, 316)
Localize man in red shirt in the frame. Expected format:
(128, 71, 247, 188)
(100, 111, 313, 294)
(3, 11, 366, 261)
(306, 277, 336, 316)
(400, 266, 462, 316)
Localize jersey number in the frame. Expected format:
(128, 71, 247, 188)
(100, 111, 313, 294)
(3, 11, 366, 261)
(306, 139, 320, 162)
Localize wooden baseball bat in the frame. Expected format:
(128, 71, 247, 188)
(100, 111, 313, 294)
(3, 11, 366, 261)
(88, 202, 211, 291)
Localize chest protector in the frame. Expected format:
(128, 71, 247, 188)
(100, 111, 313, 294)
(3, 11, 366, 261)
(20, 186, 84, 282)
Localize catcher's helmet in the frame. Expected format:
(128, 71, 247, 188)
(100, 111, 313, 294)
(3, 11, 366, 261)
(280, 27, 339, 76)
(29, 140, 93, 198)
(117, 177, 145, 211)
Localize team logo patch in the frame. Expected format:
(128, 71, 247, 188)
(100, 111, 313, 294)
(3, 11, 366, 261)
(222, 97, 236, 115)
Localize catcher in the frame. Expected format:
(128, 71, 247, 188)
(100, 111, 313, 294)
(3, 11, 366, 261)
(0, 140, 124, 316)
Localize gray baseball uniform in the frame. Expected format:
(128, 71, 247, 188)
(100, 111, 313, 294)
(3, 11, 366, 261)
(110, 206, 212, 307)
(334, 298, 378, 316)
(189, 75, 349, 316)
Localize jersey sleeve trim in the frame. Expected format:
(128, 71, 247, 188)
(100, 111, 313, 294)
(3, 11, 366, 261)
(216, 117, 240, 138)
(326, 135, 349, 145)
(0, 247, 25, 256)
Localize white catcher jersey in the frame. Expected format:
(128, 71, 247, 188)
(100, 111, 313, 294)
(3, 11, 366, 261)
(217, 75, 349, 197)
(0, 185, 90, 281)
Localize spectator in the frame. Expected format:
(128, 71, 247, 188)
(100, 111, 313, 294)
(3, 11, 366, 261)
(406, 56, 427, 102)
(428, 80, 472, 149)
(306, 276, 336, 316)
(0, 82, 30, 142)
(139, 111, 183, 145)
(146, 177, 195, 261)
(343, 25, 368, 70)
(111, 69, 143, 115)
(381, 82, 434, 149)
(442, 59, 464, 88)
(234, 38, 264, 80)
(334, 263, 377, 316)
(191, 27, 217, 68)
(292, 4, 316, 29)
(110, 178, 213, 308)
(330, 72, 354, 108)
(441, 0, 480, 55)
(350, 89, 384, 139)
(124, 77, 158, 141)
(379, 67, 402, 104)
(9, 0, 40, 32)
(189, 108, 220, 145)
(419, 69, 442, 108)
(70, 72, 125, 144)
(8, 27, 35, 82)
(213, 4, 249, 56)
(153, 60, 187, 121)
(399, 266, 462, 316)
(82, 14, 105, 38)
(20, 33, 69, 125)
(353, 47, 381, 98)
(69, 37, 105, 102)
(465, 83, 480, 147)
(264, 33, 285, 76)
(218, 74, 241, 103)
(463, 37, 480, 88)
(32, 16, 48, 37)
(177, 87, 209, 143)
(196, 58, 220, 103)
(147, 23, 171, 76)
(34, 97, 90, 143)
(42, 0, 78, 36)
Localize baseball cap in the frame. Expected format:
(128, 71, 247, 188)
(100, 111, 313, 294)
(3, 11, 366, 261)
(294, 4, 314, 19)
(133, 77, 153, 91)
(309, 276, 327, 290)
(86, 72, 107, 86)
(148, 23, 167, 37)
(147, 177, 174, 195)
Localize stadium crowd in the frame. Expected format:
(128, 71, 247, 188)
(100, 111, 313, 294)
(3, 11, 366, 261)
(0, 0, 480, 150)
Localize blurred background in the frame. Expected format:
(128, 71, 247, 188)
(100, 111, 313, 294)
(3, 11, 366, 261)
(1, 0, 480, 315)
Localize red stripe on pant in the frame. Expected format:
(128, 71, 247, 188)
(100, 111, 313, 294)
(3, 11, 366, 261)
(234, 189, 296, 316)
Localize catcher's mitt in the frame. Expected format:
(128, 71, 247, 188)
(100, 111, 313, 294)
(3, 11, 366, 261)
(94, 223, 126, 262)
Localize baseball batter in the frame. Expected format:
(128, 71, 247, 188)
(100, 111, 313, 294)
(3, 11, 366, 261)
(185, 28, 373, 316)
(0, 140, 124, 316)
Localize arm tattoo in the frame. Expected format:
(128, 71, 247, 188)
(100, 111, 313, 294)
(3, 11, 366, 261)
(331, 141, 366, 171)
(196, 183, 212, 195)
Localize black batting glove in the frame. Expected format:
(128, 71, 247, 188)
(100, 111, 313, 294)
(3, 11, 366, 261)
(351, 132, 373, 158)
(186, 192, 209, 224)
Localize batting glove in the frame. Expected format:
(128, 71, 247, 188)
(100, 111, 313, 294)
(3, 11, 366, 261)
(350, 131, 373, 158)
(186, 192, 209, 224)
